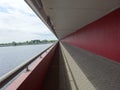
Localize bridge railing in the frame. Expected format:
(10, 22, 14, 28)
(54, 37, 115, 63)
(0, 43, 55, 89)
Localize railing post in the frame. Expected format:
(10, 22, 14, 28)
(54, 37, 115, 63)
(26, 66, 30, 72)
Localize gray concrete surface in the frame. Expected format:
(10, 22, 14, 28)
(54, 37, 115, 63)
(60, 43, 96, 90)
(42, 44, 72, 90)
(61, 42, 120, 90)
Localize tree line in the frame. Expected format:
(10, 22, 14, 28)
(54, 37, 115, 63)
(0, 40, 57, 47)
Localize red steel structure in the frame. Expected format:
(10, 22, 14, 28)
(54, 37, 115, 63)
(62, 8, 120, 62)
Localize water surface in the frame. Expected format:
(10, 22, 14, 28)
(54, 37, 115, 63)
(0, 44, 52, 77)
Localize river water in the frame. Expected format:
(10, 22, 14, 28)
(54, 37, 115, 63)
(0, 44, 52, 77)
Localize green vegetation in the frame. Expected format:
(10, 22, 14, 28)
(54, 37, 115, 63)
(0, 40, 57, 47)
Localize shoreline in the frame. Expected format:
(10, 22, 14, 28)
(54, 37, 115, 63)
(0, 43, 53, 47)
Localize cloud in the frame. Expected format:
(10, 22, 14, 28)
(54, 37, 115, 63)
(0, 0, 57, 43)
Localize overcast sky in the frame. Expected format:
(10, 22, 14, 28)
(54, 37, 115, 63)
(0, 0, 57, 43)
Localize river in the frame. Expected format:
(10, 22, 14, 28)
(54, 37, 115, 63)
(0, 44, 52, 77)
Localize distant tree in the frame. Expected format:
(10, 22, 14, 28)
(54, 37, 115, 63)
(0, 39, 57, 47)
(41, 40, 48, 43)
(12, 41, 17, 46)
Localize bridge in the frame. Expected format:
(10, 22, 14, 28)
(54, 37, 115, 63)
(0, 0, 120, 90)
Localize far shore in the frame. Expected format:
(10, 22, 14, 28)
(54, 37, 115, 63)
(0, 40, 57, 47)
(0, 43, 53, 47)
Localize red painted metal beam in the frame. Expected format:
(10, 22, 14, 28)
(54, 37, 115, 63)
(62, 8, 120, 62)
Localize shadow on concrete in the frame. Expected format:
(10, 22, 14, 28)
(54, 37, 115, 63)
(42, 44, 72, 90)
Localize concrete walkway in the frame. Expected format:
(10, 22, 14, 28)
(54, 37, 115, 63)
(42, 44, 72, 90)
(61, 42, 120, 90)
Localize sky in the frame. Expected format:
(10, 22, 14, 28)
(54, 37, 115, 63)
(0, 0, 57, 43)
